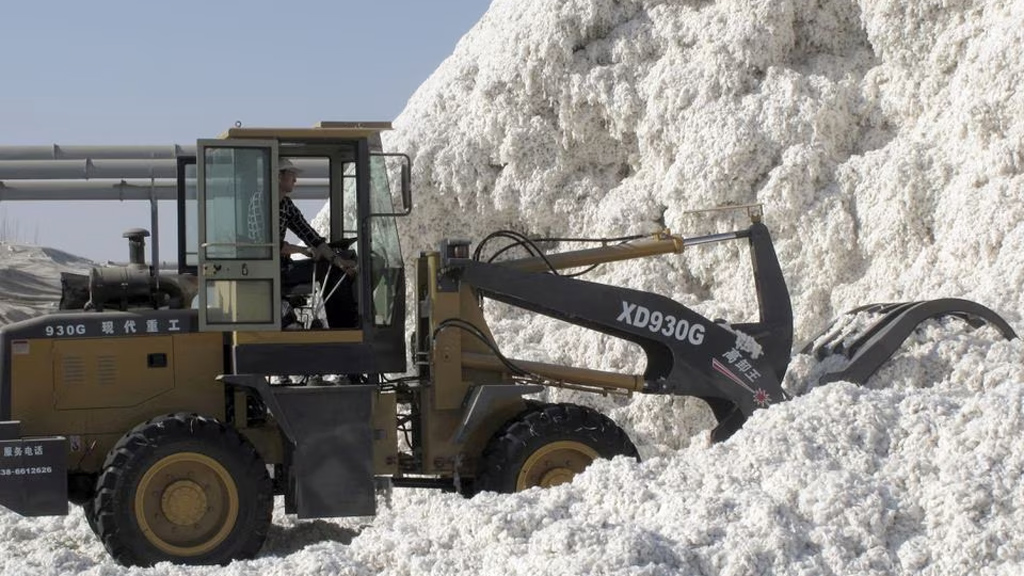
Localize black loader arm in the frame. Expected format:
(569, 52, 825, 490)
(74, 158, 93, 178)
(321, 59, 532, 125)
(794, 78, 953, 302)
(446, 222, 794, 442)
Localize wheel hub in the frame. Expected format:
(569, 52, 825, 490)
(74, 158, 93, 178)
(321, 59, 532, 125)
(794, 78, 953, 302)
(538, 467, 575, 488)
(160, 480, 208, 526)
(135, 452, 239, 556)
(517, 441, 600, 491)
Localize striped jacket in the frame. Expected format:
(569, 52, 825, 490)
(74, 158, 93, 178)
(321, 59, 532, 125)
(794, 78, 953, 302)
(279, 195, 325, 248)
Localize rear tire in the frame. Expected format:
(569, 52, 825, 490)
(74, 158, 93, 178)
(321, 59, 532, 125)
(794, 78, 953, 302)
(475, 403, 639, 493)
(92, 413, 272, 567)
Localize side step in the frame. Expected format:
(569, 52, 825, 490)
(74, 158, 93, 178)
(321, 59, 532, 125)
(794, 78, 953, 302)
(804, 298, 1018, 385)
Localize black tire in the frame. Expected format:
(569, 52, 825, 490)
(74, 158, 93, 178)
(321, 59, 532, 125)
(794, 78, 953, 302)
(475, 403, 639, 493)
(82, 497, 100, 536)
(455, 399, 543, 498)
(91, 413, 273, 567)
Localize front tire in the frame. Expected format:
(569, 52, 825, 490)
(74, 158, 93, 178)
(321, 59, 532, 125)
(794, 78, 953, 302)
(475, 403, 639, 493)
(92, 413, 272, 567)
(82, 497, 100, 536)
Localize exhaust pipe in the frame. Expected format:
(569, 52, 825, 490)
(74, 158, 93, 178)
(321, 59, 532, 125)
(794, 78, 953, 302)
(123, 228, 149, 269)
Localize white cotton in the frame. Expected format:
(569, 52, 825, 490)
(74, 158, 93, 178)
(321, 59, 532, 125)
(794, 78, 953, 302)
(4, 0, 1024, 574)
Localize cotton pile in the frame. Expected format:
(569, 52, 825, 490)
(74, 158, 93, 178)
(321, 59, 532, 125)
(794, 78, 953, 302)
(2, 0, 1023, 574)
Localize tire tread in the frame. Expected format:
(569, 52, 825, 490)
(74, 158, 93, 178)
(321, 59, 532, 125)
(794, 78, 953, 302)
(92, 412, 272, 567)
(475, 402, 638, 494)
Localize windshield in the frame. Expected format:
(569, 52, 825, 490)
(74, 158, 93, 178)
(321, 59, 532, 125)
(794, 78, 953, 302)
(367, 154, 404, 327)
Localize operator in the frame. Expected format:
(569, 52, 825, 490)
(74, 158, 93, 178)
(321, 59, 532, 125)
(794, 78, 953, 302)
(277, 158, 359, 328)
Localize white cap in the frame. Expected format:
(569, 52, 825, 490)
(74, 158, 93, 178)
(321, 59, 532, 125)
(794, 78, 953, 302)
(279, 158, 302, 174)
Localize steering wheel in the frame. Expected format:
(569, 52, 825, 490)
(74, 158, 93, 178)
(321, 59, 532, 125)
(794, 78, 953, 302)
(314, 238, 387, 282)
(299, 237, 358, 262)
(328, 238, 358, 251)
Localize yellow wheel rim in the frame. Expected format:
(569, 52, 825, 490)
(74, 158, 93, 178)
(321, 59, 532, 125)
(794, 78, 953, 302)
(516, 441, 600, 491)
(134, 452, 239, 557)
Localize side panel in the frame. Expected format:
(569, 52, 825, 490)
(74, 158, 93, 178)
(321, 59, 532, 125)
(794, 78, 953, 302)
(52, 337, 175, 410)
(6, 326, 225, 474)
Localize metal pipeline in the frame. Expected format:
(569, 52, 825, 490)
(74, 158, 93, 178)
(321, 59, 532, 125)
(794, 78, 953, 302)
(0, 157, 330, 180)
(0, 145, 195, 161)
(0, 179, 330, 201)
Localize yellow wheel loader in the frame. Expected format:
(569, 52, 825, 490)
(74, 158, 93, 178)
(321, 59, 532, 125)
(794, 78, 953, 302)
(0, 122, 1016, 566)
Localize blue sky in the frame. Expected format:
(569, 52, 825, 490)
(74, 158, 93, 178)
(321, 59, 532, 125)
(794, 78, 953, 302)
(0, 0, 491, 261)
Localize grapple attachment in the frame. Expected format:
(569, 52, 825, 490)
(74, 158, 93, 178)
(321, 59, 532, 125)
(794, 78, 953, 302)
(804, 298, 1018, 385)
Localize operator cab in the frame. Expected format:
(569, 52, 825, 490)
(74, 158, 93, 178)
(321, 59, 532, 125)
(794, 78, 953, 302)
(175, 121, 412, 375)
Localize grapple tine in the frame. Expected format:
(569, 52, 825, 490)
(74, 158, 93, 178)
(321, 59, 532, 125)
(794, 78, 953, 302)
(811, 298, 1017, 386)
(808, 327, 846, 360)
(844, 302, 919, 358)
(804, 302, 917, 360)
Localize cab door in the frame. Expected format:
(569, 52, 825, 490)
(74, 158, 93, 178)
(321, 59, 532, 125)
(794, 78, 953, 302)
(196, 139, 281, 331)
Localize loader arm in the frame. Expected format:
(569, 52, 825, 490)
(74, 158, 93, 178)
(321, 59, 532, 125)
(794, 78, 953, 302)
(445, 222, 794, 441)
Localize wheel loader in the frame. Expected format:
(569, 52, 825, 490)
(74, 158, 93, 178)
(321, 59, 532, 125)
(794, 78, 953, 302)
(0, 122, 1016, 566)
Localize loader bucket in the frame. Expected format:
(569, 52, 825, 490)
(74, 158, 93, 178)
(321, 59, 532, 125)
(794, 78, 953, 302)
(804, 298, 1018, 386)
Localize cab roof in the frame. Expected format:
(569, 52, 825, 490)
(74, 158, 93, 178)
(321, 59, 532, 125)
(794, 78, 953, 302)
(218, 121, 393, 141)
